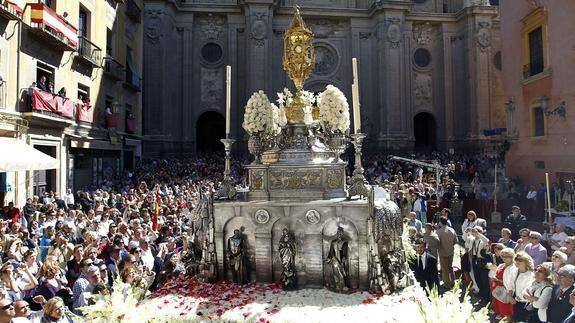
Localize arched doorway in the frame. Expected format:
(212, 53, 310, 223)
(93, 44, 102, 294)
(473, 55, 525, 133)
(413, 112, 437, 151)
(196, 111, 225, 153)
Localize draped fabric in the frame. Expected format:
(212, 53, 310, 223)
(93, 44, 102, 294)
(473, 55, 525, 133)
(31, 88, 74, 118)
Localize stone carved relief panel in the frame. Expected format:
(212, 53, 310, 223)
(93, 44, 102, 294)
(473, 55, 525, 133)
(313, 43, 338, 76)
(413, 72, 433, 110)
(254, 209, 270, 224)
(305, 210, 321, 224)
(250, 12, 268, 47)
(250, 170, 265, 190)
(201, 67, 223, 103)
(326, 169, 342, 189)
(475, 22, 491, 52)
(308, 19, 344, 38)
(413, 22, 435, 47)
(197, 15, 225, 41)
(386, 18, 402, 49)
(145, 9, 163, 44)
(269, 169, 323, 189)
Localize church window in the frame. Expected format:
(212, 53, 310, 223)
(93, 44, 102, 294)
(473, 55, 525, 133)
(413, 48, 431, 68)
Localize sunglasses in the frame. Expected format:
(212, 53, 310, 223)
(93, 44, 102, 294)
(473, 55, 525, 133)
(0, 302, 13, 310)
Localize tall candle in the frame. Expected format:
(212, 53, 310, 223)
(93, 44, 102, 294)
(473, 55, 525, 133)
(545, 172, 552, 225)
(225, 65, 231, 137)
(351, 58, 361, 134)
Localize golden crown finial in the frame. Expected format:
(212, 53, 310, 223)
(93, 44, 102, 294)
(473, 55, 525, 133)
(282, 6, 315, 123)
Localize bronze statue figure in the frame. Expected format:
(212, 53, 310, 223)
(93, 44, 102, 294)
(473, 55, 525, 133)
(278, 228, 297, 290)
(227, 229, 248, 284)
(325, 226, 349, 292)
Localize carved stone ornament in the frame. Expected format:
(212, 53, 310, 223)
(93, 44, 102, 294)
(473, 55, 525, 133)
(251, 12, 268, 47)
(386, 18, 402, 49)
(145, 9, 163, 44)
(313, 44, 338, 76)
(305, 209, 321, 224)
(200, 68, 223, 103)
(413, 72, 432, 109)
(413, 22, 434, 47)
(269, 169, 323, 190)
(326, 169, 342, 189)
(308, 19, 342, 38)
(250, 170, 265, 190)
(198, 15, 225, 41)
(476, 22, 491, 52)
(254, 209, 270, 224)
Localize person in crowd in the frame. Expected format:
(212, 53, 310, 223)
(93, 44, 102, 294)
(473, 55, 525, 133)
(409, 239, 439, 291)
(41, 297, 73, 323)
(37, 76, 48, 92)
(65, 245, 84, 288)
(57, 87, 66, 98)
(71, 258, 94, 309)
(527, 185, 538, 200)
(489, 247, 517, 321)
(72, 265, 100, 313)
(412, 193, 427, 224)
(498, 228, 518, 249)
(407, 211, 422, 233)
(12, 295, 46, 323)
(562, 290, 575, 323)
(550, 224, 569, 252)
(0, 295, 15, 323)
(525, 232, 549, 266)
(436, 216, 457, 290)
(504, 206, 528, 240)
(524, 264, 553, 323)
(512, 251, 536, 322)
(467, 226, 491, 300)
(35, 260, 68, 301)
(565, 237, 575, 265)
(516, 228, 532, 253)
(547, 265, 575, 323)
(422, 223, 440, 258)
(550, 251, 569, 284)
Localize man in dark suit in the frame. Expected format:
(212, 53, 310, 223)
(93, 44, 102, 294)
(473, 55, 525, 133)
(548, 265, 575, 323)
(409, 239, 440, 291)
(562, 289, 575, 323)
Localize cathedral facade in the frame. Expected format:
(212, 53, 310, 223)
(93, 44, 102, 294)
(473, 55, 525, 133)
(142, 0, 504, 156)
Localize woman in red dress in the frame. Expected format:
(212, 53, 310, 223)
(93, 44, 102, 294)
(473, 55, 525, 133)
(490, 248, 517, 320)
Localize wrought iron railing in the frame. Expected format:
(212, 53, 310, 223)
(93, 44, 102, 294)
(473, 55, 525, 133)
(103, 56, 125, 81)
(78, 35, 102, 66)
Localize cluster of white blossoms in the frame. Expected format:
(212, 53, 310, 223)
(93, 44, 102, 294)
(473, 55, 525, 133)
(276, 88, 292, 127)
(242, 90, 281, 136)
(317, 84, 350, 134)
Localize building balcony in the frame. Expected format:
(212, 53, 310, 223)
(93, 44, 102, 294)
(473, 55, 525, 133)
(0, 0, 23, 20)
(28, 3, 78, 51)
(20, 87, 75, 120)
(126, 0, 141, 23)
(103, 56, 125, 81)
(77, 36, 102, 67)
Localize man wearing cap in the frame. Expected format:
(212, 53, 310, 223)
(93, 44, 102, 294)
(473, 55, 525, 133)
(548, 265, 575, 323)
(504, 206, 527, 240)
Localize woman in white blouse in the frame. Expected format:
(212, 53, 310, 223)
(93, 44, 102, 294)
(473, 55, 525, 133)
(512, 251, 536, 322)
(524, 264, 553, 323)
(489, 247, 517, 321)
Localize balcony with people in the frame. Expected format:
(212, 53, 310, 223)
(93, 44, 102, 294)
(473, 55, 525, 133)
(19, 76, 94, 126)
(27, 2, 78, 51)
(0, 0, 24, 20)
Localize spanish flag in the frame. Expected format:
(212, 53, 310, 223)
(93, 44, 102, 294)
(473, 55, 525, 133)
(152, 194, 161, 231)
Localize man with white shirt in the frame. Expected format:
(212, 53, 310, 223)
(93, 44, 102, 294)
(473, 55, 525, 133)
(409, 239, 439, 291)
(550, 224, 569, 251)
(12, 296, 46, 323)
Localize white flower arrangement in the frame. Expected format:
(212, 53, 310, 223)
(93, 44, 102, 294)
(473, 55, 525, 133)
(242, 90, 281, 136)
(317, 85, 350, 134)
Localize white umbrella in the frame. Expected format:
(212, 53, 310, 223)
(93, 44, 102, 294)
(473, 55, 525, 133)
(0, 137, 59, 171)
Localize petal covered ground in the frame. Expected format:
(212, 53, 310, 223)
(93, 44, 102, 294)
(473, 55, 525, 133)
(144, 276, 428, 322)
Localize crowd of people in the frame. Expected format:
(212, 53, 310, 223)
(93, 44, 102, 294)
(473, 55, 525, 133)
(407, 204, 575, 323)
(0, 151, 571, 323)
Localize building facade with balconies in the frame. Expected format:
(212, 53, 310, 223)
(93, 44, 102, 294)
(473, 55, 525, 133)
(0, 0, 143, 207)
(500, 1, 575, 185)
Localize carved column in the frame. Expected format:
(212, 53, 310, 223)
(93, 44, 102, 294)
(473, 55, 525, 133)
(181, 21, 194, 151)
(474, 20, 493, 138)
(244, 3, 273, 95)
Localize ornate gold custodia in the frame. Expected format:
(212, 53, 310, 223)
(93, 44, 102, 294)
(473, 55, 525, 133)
(282, 6, 315, 123)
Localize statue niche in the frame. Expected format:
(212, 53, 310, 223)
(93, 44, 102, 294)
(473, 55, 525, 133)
(324, 226, 349, 292)
(227, 228, 249, 284)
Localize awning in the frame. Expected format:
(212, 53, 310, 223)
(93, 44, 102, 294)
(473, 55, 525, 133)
(0, 137, 58, 171)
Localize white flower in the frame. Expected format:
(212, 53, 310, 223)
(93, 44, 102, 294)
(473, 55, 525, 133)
(243, 91, 281, 136)
(317, 85, 350, 133)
